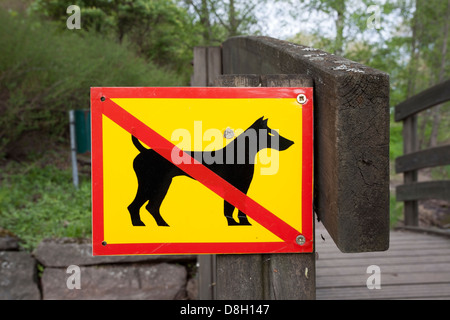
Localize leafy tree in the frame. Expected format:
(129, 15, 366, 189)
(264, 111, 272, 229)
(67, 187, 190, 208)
(0, 9, 181, 159)
(181, 0, 262, 45)
(407, 0, 450, 148)
(296, 0, 347, 55)
(31, 0, 197, 74)
(289, 0, 450, 160)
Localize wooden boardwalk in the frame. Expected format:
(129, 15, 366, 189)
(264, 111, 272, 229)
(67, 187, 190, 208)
(315, 222, 450, 300)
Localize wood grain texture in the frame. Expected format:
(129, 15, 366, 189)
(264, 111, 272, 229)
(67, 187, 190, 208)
(263, 74, 315, 300)
(396, 144, 450, 173)
(396, 181, 450, 202)
(402, 115, 419, 226)
(214, 74, 315, 300)
(316, 222, 450, 300)
(395, 79, 450, 121)
(192, 46, 223, 87)
(222, 36, 390, 253)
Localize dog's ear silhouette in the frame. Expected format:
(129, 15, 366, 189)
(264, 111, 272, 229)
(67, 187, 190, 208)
(253, 116, 268, 128)
(262, 117, 268, 126)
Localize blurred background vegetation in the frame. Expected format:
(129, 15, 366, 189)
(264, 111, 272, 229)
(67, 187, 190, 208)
(0, 0, 449, 249)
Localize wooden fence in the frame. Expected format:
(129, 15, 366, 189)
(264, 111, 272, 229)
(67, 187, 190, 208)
(192, 36, 390, 299)
(395, 79, 450, 226)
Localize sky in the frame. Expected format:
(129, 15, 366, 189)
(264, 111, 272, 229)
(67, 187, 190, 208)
(254, 0, 407, 45)
(254, 0, 337, 40)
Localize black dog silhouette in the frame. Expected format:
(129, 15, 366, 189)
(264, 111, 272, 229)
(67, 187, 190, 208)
(127, 117, 294, 227)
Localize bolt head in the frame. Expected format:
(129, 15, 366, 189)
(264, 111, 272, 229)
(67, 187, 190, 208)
(296, 94, 307, 104)
(296, 235, 306, 246)
(224, 127, 234, 139)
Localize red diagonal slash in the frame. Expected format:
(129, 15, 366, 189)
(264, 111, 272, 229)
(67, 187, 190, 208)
(101, 98, 301, 245)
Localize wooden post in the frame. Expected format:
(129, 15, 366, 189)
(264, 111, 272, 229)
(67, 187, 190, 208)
(214, 74, 316, 300)
(198, 254, 217, 299)
(192, 46, 222, 300)
(192, 47, 207, 86)
(207, 47, 222, 87)
(402, 115, 418, 226)
(222, 36, 390, 253)
(191, 47, 222, 87)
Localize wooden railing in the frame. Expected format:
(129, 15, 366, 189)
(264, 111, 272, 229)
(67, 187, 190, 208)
(395, 79, 450, 226)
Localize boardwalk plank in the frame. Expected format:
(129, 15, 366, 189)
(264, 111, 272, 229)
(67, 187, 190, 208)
(317, 272, 450, 287)
(317, 283, 450, 300)
(315, 222, 450, 300)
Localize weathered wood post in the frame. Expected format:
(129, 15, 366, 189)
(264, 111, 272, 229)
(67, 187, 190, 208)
(190, 46, 222, 299)
(213, 74, 316, 300)
(191, 47, 222, 87)
(222, 36, 390, 253)
(401, 114, 419, 226)
(193, 34, 390, 299)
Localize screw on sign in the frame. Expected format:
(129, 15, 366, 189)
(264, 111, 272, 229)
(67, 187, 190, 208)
(223, 127, 235, 139)
(91, 87, 313, 255)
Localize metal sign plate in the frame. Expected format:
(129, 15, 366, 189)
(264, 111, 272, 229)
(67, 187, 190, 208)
(91, 87, 313, 255)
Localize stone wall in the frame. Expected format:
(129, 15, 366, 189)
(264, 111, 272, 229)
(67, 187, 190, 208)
(0, 235, 198, 300)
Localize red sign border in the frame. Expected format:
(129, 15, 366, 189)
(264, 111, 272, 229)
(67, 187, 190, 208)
(91, 87, 313, 255)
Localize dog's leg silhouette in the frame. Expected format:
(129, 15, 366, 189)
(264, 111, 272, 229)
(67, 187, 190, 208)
(223, 198, 252, 225)
(224, 201, 239, 225)
(127, 185, 148, 226)
(127, 162, 172, 226)
(128, 137, 172, 226)
(220, 165, 254, 226)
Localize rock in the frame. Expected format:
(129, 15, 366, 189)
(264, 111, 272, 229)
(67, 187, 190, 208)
(33, 238, 196, 267)
(0, 251, 41, 300)
(41, 263, 187, 300)
(186, 276, 198, 300)
(0, 228, 20, 251)
(0, 237, 19, 251)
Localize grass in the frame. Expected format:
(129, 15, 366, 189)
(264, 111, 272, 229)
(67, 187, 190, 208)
(0, 158, 91, 251)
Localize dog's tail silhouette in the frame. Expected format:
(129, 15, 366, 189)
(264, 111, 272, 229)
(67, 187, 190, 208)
(132, 135, 148, 153)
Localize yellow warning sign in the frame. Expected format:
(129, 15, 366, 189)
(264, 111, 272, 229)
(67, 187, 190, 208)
(91, 87, 313, 255)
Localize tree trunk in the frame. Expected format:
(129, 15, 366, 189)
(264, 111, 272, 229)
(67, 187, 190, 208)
(334, 2, 345, 56)
(228, 0, 238, 36)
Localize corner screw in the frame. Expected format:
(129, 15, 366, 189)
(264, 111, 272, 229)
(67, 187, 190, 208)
(296, 94, 307, 104)
(100, 96, 106, 102)
(223, 127, 234, 139)
(101, 241, 107, 246)
(296, 235, 306, 246)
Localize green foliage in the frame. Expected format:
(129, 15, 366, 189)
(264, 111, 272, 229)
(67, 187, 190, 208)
(389, 114, 403, 161)
(31, 0, 198, 74)
(0, 162, 91, 250)
(30, 0, 268, 77)
(389, 192, 403, 229)
(180, 0, 264, 45)
(0, 9, 182, 158)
